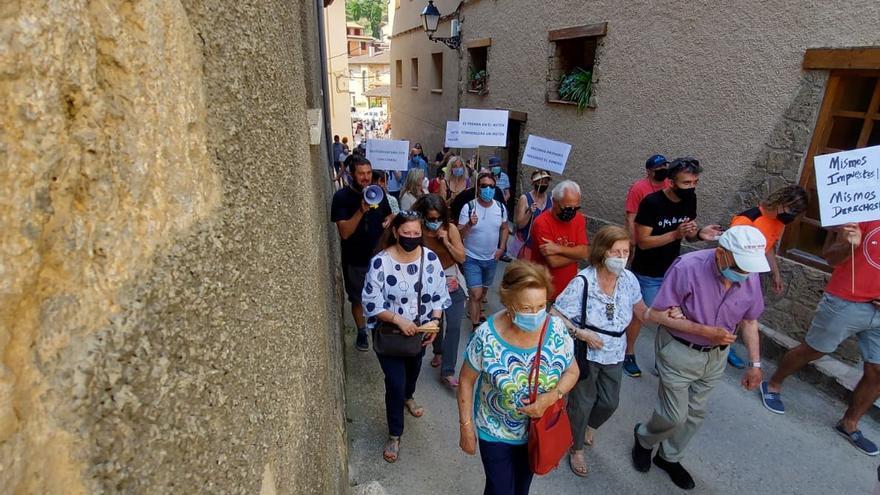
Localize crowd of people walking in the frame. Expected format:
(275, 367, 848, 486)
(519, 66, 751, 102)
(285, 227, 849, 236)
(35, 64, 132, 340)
(331, 141, 880, 494)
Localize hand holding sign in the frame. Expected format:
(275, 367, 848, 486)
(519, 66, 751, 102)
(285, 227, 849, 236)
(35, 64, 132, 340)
(814, 145, 880, 227)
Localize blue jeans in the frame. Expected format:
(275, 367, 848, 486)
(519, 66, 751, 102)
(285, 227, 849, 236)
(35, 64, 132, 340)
(479, 439, 533, 495)
(432, 287, 467, 376)
(463, 256, 499, 289)
(634, 273, 665, 307)
(376, 350, 425, 436)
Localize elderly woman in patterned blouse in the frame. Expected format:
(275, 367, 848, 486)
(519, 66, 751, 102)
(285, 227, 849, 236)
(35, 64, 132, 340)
(551, 225, 649, 477)
(457, 260, 579, 495)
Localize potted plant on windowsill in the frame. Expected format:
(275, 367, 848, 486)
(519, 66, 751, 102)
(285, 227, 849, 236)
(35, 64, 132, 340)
(467, 66, 488, 95)
(557, 67, 592, 112)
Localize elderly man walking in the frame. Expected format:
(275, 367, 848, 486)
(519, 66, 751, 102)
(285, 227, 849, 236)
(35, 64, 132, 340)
(631, 225, 769, 490)
(529, 180, 589, 300)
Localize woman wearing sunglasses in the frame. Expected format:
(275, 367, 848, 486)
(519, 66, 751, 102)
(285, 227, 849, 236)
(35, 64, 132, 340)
(550, 225, 648, 477)
(413, 194, 468, 388)
(362, 210, 452, 463)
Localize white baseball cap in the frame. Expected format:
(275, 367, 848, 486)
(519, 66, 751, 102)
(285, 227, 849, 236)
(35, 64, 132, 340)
(718, 226, 771, 273)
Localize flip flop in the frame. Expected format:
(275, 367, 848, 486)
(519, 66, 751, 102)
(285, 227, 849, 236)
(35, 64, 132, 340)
(440, 376, 459, 389)
(430, 354, 442, 368)
(404, 399, 424, 418)
(383, 436, 400, 463)
(569, 449, 589, 477)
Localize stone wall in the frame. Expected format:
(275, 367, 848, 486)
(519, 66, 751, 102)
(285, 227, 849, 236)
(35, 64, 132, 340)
(1, 1, 348, 493)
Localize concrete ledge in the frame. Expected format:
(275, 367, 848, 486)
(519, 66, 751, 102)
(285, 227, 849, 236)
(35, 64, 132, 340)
(759, 323, 880, 420)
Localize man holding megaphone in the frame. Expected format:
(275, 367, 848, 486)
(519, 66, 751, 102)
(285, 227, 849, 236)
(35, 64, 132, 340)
(332, 155, 394, 352)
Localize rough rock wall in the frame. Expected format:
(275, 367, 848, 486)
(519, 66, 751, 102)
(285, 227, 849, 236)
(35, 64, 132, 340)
(1, 0, 347, 493)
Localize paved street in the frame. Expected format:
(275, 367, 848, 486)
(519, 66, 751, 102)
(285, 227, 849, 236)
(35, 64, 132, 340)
(345, 275, 880, 495)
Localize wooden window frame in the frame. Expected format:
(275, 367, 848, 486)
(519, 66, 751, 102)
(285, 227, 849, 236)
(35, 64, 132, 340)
(780, 67, 880, 270)
(546, 22, 606, 107)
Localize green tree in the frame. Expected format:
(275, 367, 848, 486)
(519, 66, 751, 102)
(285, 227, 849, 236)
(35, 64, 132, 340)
(345, 0, 387, 39)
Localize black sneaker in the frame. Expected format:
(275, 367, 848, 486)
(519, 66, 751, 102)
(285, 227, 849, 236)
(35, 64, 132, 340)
(500, 255, 513, 262)
(653, 455, 696, 490)
(631, 424, 652, 472)
(355, 329, 370, 352)
(623, 354, 642, 377)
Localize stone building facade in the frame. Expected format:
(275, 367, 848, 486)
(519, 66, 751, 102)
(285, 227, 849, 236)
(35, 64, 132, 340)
(1, 1, 348, 493)
(391, 0, 880, 363)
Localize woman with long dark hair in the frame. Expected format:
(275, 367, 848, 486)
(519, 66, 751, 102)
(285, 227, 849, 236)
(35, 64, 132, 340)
(413, 194, 467, 388)
(363, 211, 452, 463)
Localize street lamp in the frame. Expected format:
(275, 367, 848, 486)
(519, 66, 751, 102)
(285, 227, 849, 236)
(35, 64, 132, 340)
(421, 1, 461, 50)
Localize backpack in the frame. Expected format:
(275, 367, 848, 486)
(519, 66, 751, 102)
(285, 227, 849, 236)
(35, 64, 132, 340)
(466, 198, 506, 220)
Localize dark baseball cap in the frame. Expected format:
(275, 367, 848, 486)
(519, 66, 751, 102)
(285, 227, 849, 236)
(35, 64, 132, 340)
(645, 154, 668, 169)
(488, 156, 502, 166)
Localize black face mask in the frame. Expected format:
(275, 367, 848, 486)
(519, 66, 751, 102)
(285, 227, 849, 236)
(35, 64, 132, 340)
(557, 207, 578, 222)
(674, 187, 696, 202)
(398, 235, 423, 252)
(652, 169, 669, 182)
(777, 212, 798, 224)
(535, 184, 549, 194)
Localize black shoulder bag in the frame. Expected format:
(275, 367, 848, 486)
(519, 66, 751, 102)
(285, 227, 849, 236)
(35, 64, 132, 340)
(372, 251, 426, 357)
(573, 275, 592, 381)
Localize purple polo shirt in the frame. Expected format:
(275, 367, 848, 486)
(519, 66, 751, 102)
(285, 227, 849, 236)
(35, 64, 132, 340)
(651, 249, 764, 346)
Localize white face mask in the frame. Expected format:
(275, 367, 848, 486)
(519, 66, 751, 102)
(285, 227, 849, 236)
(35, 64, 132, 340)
(604, 257, 627, 275)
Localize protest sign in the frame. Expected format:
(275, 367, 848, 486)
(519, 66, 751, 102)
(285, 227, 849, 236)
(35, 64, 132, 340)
(814, 145, 880, 227)
(366, 139, 410, 171)
(458, 109, 509, 147)
(521, 135, 572, 174)
(445, 121, 479, 149)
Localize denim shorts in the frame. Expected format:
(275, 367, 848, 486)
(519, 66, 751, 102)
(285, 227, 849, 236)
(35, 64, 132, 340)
(634, 274, 665, 308)
(462, 256, 498, 289)
(805, 293, 880, 363)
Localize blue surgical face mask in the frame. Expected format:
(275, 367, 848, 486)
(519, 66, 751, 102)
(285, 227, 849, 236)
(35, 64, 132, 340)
(479, 186, 495, 202)
(425, 220, 442, 231)
(452, 167, 465, 177)
(513, 309, 547, 333)
(491, 166, 502, 176)
(721, 267, 749, 283)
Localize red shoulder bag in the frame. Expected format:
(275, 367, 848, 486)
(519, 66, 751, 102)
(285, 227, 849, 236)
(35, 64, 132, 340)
(527, 317, 573, 475)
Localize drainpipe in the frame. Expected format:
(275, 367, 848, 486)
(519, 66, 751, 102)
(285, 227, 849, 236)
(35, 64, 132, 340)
(316, 0, 335, 175)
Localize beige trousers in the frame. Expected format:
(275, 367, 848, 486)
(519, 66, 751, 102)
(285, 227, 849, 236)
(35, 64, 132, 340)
(636, 327, 728, 462)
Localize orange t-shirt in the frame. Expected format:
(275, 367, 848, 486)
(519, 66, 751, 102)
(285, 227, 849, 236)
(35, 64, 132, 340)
(731, 207, 784, 253)
(825, 220, 880, 303)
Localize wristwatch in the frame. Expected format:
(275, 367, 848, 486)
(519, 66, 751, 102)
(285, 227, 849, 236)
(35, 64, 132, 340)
(748, 361, 762, 369)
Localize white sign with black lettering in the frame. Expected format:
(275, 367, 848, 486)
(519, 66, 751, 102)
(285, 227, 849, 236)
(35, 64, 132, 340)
(814, 145, 880, 226)
(366, 138, 410, 171)
(521, 135, 572, 174)
(444, 121, 479, 149)
(458, 109, 509, 147)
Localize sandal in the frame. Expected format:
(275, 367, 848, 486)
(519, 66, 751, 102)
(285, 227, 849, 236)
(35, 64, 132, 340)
(569, 449, 589, 477)
(585, 427, 595, 446)
(383, 436, 400, 463)
(404, 399, 424, 418)
(430, 354, 442, 368)
(440, 376, 459, 389)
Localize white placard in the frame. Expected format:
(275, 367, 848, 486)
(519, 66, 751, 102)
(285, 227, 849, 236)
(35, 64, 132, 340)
(458, 109, 509, 147)
(521, 135, 572, 174)
(366, 139, 410, 171)
(444, 121, 479, 149)
(814, 145, 880, 227)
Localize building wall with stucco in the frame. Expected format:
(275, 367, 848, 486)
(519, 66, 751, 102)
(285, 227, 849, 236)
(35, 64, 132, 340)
(326, 0, 355, 142)
(390, 0, 462, 155)
(391, 0, 880, 363)
(0, 1, 348, 493)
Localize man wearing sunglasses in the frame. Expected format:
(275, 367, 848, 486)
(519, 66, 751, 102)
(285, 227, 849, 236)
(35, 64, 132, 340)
(529, 180, 589, 300)
(631, 225, 769, 490)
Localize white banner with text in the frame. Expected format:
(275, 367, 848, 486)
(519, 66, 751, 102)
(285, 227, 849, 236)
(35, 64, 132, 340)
(814, 145, 880, 226)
